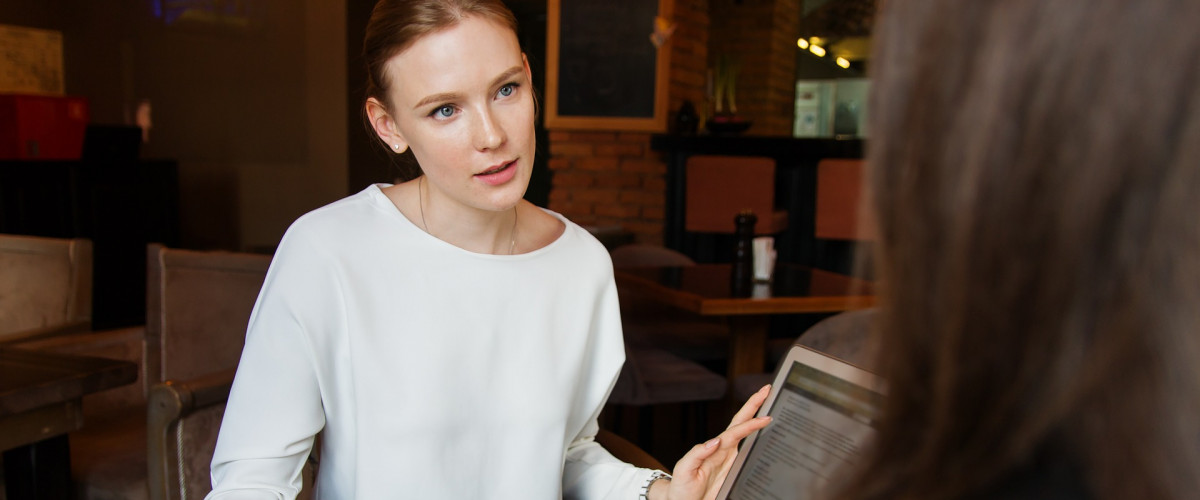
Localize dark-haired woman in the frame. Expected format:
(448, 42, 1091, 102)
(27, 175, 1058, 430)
(831, 1, 1200, 499)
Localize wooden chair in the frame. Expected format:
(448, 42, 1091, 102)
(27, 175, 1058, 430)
(685, 155, 788, 235)
(815, 158, 875, 241)
(814, 158, 876, 276)
(0, 234, 93, 344)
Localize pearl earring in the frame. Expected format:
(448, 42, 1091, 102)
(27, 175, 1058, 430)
(393, 144, 400, 150)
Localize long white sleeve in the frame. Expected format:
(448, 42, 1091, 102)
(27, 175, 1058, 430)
(563, 273, 660, 500)
(208, 227, 333, 499)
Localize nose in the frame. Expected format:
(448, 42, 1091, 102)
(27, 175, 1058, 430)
(472, 106, 506, 151)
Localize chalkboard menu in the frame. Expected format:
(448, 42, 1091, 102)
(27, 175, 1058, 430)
(546, 0, 673, 131)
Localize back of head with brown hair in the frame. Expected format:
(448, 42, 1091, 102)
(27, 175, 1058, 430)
(837, 1, 1200, 499)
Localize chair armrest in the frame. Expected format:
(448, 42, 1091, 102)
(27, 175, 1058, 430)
(595, 428, 667, 471)
(146, 369, 235, 500)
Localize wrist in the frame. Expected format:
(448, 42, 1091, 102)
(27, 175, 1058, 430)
(647, 476, 671, 500)
(639, 470, 671, 500)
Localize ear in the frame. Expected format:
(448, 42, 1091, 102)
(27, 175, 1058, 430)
(365, 97, 409, 154)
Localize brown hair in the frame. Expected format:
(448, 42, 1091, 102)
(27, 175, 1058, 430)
(363, 0, 518, 109)
(837, 1, 1200, 499)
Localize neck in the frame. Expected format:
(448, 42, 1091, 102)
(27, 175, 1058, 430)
(418, 176, 519, 255)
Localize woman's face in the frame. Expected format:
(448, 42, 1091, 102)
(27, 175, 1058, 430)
(384, 15, 535, 215)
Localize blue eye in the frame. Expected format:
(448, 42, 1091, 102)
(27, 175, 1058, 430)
(497, 84, 515, 97)
(433, 105, 454, 118)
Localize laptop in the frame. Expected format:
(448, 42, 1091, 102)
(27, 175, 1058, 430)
(715, 344, 887, 499)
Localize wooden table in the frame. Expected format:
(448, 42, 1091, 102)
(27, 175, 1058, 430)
(614, 264, 874, 380)
(1, 348, 139, 499)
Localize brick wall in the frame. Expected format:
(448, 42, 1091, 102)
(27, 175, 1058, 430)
(709, 0, 798, 135)
(767, 0, 801, 134)
(546, 0, 709, 246)
(547, 131, 666, 243)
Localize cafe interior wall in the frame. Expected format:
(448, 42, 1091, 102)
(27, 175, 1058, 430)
(546, 0, 801, 245)
(0, 0, 348, 253)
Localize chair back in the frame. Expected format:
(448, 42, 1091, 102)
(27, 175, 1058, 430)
(611, 244, 694, 321)
(685, 155, 785, 234)
(610, 243, 730, 361)
(0, 234, 92, 343)
(815, 158, 876, 241)
(144, 244, 271, 395)
(147, 371, 316, 500)
(610, 243, 695, 268)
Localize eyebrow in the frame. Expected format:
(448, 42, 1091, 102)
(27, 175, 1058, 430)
(412, 66, 525, 111)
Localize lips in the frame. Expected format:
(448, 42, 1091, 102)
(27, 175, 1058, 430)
(476, 161, 514, 176)
(474, 159, 519, 186)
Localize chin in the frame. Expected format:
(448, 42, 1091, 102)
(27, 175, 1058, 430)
(483, 186, 528, 212)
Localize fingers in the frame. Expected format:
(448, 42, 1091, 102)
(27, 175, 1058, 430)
(708, 416, 773, 488)
(727, 384, 772, 429)
(673, 437, 722, 476)
(721, 415, 772, 444)
(672, 385, 774, 492)
(671, 415, 772, 499)
(698, 414, 773, 465)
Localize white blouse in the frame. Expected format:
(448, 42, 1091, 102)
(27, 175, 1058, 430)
(208, 184, 656, 499)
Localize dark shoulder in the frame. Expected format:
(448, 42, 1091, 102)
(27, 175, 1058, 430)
(980, 446, 1093, 500)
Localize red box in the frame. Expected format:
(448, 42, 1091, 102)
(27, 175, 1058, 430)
(0, 94, 89, 160)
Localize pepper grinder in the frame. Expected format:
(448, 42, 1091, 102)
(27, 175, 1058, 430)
(730, 209, 757, 296)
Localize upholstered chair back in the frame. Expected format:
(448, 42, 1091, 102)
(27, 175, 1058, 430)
(144, 244, 271, 395)
(684, 155, 788, 235)
(0, 234, 92, 343)
(815, 158, 876, 241)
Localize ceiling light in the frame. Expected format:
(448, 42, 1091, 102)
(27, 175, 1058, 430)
(809, 45, 826, 57)
(797, 38, 809, 49)
(836, 57, 850, 68)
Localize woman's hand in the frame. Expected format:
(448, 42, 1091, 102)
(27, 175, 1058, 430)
(653, 384, 772, 500)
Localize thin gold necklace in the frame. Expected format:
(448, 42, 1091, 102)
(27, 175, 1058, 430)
(418, 176, 518, 255)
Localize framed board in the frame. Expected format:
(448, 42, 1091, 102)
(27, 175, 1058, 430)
(545, 0, 673, 132)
